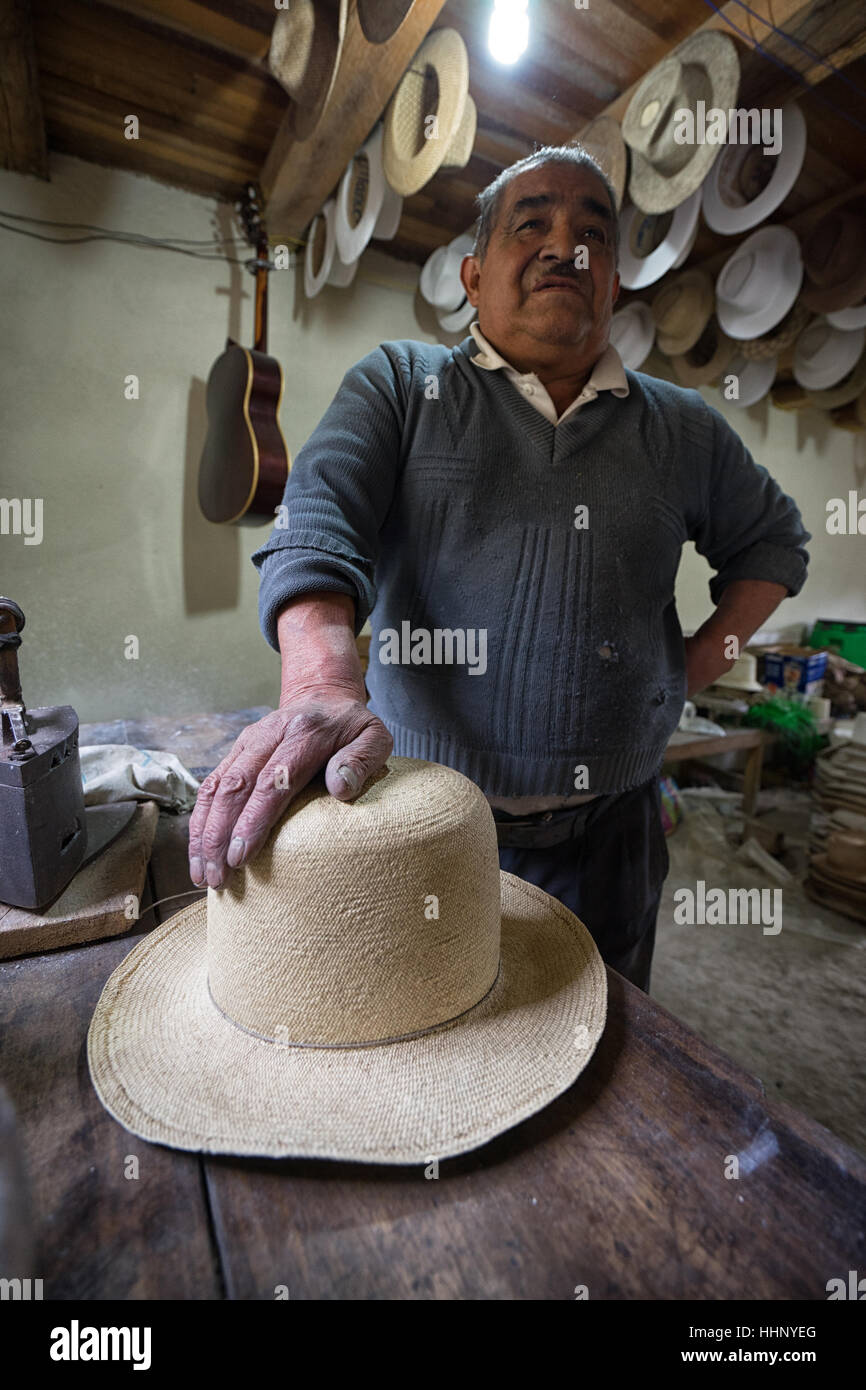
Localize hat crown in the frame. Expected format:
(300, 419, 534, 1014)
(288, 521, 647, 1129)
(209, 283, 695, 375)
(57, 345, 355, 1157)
(206, 758, 502, 1047)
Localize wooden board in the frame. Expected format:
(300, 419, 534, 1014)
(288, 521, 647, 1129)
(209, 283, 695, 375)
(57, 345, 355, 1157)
(202, 970, 866, 1299)
(0, 801, 159, 961)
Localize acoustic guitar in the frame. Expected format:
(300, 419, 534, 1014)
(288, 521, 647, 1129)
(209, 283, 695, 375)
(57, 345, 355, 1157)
(198, 184, 290, 525)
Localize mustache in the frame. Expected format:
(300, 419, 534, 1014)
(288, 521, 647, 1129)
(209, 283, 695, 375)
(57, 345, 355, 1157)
(533, 265, 585, 287)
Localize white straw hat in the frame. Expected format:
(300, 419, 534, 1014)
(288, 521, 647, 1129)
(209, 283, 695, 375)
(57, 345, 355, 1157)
(618, 191, 702, 290)
(724, 351, 778, 407)
(793, 320, 866, 391)
(716, 226, 803, 340)
(334, 124, 403, 266)
(570, 115, 628, 211)
(419, 231, 475, 311)
(303, 198, 358, 298)
(702, 102, 807, 236)
(88, 759, 606, 1164)
(609, 302, 655, 368)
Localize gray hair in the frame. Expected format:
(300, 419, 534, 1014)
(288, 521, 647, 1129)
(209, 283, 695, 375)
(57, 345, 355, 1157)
(471, 144, 620, 268)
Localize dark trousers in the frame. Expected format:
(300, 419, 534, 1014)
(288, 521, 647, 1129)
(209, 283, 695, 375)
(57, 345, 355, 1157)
(495, 778, 669, 993)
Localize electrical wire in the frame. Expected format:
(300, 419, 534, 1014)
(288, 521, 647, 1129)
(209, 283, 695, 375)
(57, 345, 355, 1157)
(719, 0, 866, 100)
(699, 0, 866, 137)
(0, 208, 304, 262)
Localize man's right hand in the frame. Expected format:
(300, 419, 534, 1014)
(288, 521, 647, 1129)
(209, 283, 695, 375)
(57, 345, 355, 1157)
(188, 690, 393, 889)
(188, 591, 391, 888)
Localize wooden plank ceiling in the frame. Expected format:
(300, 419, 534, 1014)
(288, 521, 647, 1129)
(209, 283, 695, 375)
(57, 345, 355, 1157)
(7, 0, 866, 275)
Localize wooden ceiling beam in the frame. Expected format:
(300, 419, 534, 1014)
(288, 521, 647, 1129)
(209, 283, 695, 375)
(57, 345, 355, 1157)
(260, 0, 449, 241)
(0, 0, 48, 178)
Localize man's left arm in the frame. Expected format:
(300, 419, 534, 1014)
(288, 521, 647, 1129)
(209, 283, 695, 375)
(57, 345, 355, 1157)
(684, 403, 811, 696)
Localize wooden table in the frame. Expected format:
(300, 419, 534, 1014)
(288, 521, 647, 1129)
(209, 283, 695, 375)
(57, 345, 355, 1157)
(1, 710, 863, 1300)
(663, 728, 772, 817)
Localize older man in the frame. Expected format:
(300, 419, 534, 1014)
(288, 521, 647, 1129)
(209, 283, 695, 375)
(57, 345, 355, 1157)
(188, 145, 810, 991)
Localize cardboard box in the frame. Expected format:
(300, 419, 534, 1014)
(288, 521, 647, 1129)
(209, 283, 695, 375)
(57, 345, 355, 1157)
(763, 645, 828, 696)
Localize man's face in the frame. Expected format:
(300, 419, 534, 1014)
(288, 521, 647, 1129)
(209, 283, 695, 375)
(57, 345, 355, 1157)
(460, 163, 621, 364)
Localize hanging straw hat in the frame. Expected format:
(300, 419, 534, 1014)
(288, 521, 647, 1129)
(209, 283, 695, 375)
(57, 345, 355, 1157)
(621, 32, 740, 215)
(651, 268, 714, 355)
(702, 102, 807, 236)
(802, 347, 866, 411)
(618, 191, 702, 290)
(570, 115, 628, 211)
(722, 352, 778, 408)
(801, 198, 866, 314)
(88, 758, 607, 1164)
(383, 29, 474, 197)
(609, 302, 655, 368)
(737, 299, 812, 362)
(357, 0, 414, 45)
(715, 226, 803, 340)
(268, 0, 348, 142)
(793, 321, 866, 391)
(668, 315, 735, 387)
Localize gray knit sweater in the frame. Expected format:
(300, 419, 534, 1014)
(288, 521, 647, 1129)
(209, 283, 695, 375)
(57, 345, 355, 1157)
(251, 335, 810, 798)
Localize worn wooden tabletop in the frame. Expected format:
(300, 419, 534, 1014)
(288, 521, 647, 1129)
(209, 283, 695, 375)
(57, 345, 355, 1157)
(1, 709, 864, 1300)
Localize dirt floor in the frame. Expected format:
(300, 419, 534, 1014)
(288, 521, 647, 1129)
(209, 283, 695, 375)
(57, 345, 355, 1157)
(652, 785, 866, 1157)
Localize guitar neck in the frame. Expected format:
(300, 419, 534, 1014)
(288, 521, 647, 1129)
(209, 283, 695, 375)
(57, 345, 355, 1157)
(253, 230, 268, 355)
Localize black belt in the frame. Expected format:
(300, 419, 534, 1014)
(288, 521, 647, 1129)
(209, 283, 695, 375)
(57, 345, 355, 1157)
(491, 800, 600, 849)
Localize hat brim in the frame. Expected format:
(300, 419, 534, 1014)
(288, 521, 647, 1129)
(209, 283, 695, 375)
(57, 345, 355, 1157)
(88, 873, 607, 1165)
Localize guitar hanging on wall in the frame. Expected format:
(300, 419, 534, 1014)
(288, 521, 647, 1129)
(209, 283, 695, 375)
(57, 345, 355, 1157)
(198, 183, 290, 525)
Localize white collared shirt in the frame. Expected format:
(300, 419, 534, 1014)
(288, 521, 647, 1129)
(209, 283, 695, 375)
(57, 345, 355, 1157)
(468, 320, 629, 425)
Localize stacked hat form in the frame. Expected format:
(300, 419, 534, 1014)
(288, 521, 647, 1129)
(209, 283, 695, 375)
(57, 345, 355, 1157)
(570, 115, 628, 211)
(383, 29, 476, 197)
(811, 716, 866, 819)
(621, 31, 740, 215)
(304, 198, 358, 298)
(334, 123, 404, 268)
(806, 829, 866, 923)
(357, 0, 414, 44)
(801, 198, 866, 315)
(651, 269, 714, 355)
(618, 190, 702, 289)
(702, 102, 807, 235)
(793, 320, 866, 391)
(722, 352, 778, 407)
(419, 231, 477, 332)
(88, 758, 607, 1164)
(609, 302, 655, 368)
(669, 314, 736, 387)
(716, 226, 803, 340)
(268, 0, 348, 142)
(712, 653, 764, 692)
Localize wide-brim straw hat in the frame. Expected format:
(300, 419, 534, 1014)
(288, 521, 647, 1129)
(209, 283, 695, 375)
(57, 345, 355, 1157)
(652, 268, 714, 355)
(622, 31, 740, 215)
(570, 115, 628, 211)
(716, 226, 803, 340)
(702, 102, 807, 236)
(814, 830, 866, 886)
(269, 0, 348, 143)
(738, 299, 812, 361)
(88, 758, 607, 1164)
(383, 29, 473, 197)
(801, 197, 866, 314)
(420, 231, 475, 312)
(794, 320, 866, 391)
(669, 314, 735, 387)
